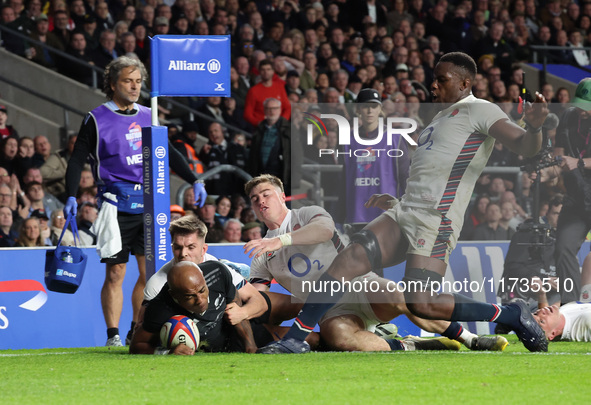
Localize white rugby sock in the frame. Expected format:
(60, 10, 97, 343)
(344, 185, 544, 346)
(459, 330, 475, 348)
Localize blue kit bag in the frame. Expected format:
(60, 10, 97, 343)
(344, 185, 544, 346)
(44, 213, 88, 294)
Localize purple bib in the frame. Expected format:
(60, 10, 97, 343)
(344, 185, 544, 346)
(344, 126, 404, 223)
(91, 104, 151, 185)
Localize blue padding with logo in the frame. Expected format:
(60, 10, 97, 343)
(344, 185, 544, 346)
(150, 35, 231, 97)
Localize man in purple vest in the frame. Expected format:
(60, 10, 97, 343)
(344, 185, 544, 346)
(63, 56, 208, 347)
(342, 88, 411, 224)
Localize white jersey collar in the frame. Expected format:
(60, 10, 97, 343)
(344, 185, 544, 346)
(265, 210, 292, 238)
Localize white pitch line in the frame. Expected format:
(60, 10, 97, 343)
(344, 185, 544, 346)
(0, 351, 94, 357)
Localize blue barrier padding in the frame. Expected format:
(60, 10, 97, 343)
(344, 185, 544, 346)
(1, 242, 588, 349)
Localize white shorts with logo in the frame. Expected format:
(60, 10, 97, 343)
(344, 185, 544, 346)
(383, 203, 461, 264)
(319, 272, 383, 332)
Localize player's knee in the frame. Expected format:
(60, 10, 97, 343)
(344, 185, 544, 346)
(105, 264, 126, 284)
(348, 229, 383, 269)
(329, 243, 372, 279)
(405, 300, 436, 319)
(321, 323, 357, 351)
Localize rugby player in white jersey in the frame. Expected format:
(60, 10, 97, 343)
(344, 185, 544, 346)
(534, 303, 591, 342)
(256, 52, 550, 354)
(244, 174, 508, 352)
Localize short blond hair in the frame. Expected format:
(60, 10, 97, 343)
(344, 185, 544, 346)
(244, 174, 284, 197)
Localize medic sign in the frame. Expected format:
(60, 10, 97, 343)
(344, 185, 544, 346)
(150, 35, 231, 97)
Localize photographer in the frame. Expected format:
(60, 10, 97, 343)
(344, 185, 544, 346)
(498, 195, 563, 310)
(542, 79, 591, 304)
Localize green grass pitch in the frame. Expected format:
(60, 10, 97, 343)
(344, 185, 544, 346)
(1, 335, 589, 404)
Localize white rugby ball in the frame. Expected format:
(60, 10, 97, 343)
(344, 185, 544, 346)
(160, 315, 200, 350)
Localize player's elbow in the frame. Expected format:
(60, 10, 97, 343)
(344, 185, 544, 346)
(129, 342, 152, 354)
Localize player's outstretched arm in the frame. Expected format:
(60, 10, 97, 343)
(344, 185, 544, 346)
(244, 215, 334, 259)
(228, 296, 258, 353)
(129, 325, 160, 354)
(130, 324, 195, 355)
(225, 282, 269, 325)
(489, 92, 549, 157)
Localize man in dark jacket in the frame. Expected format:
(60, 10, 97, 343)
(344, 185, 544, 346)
(247, 97, 300, 195)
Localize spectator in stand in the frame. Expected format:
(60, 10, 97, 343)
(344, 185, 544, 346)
(24, 181, 54, 218)
(0, 205, 18, 247)
(549, 29, 575, 64)
(500, 200, 518, 233)
(112, 20, 129, 44)
(68, 0, 85, 27)
(118, 31, 137, 58)
(40, 134, 76, 203)
(49, 209, 75, 246)
(29, 13, 64, 69)
(461, 194, 491, 240)
(473, 202, 514, 240)
(77, 201, 97, 245)
(196, 97, 229, 136)
(153, 16, 169, 35)
(32, 135, 51, 167)
(82, 13, 100, 52)
(1, 4, 28, 56)
(170, 205, 185, 222)
(171, 121, 204, 175)
(13, 136, 34, 181)
(220, 218, 242, 243)
(59, 31, 94, 86)
(15, 0, 43, 36)
(50, 9, 70, 49)
(475, 21, 515, 75)
(141, 5, 155, 33)
(567, 31, 589, 67)
(197, 195, 223, 243)
(91, 29, 117, 69)
(15, 216, 43, 247)
(198, 122, 247, 196)
(215, 195, 232, 227)
(230, 67, 248, 112)
(0, 175, 28, 223)
(79, 168, 94, 189)
(0, 105, 19, 140)
(95, 1, 114, 32)
(285, 70, 303, 97)
(0, 137, 19, 175)
(248, 97, 300, 195)
(244, 59, 291, 127)
(230, 194, 247, 222)
(22, 167, 64, 213)
(241, 221, 262, 242)
(130, 20, 149, 62)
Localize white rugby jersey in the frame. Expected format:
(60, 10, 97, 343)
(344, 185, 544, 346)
(560, 303, 591, 342)
(402, 95, 508, 226)
(250, 206, 343, 300)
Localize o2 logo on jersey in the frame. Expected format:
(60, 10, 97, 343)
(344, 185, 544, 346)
(417, 127, 434, 150)
(288, 253, 324, 277)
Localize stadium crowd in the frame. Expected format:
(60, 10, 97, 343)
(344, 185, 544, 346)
(0, 0, 589, 248)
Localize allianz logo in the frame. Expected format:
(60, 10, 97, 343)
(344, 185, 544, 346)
(168, 59, 221, 74)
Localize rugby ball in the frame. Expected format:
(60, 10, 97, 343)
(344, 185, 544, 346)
(160, 315, 200, 350)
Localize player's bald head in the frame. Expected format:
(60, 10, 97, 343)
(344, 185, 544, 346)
(168, 261, 204, 291)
